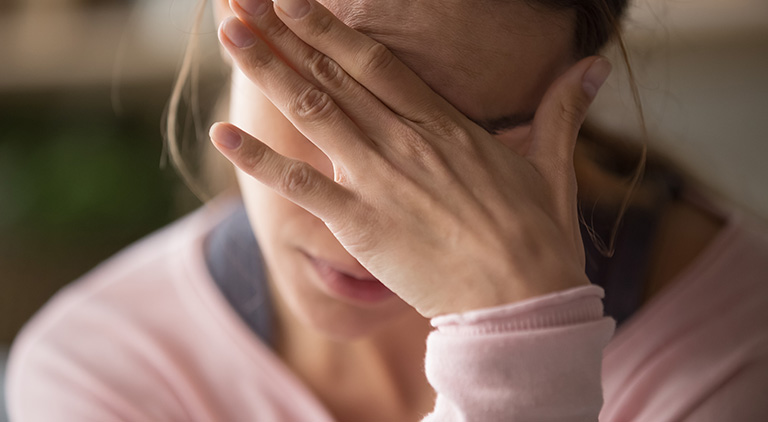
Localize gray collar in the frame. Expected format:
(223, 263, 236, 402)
(203, 202, 273, 346)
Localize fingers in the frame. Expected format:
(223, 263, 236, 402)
(529, 56, 612, 169)
(527, 56, 611, 240)
(271, 0, 465, 126)
(219, 16, 381, 170)
(227, 0, 400, 137)
(209, 122, 357, 220)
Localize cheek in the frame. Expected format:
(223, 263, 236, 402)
(236, 170, 317, 269)
(230, 69, 333, 176)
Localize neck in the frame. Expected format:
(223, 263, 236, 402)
(271, 288, 435, 422)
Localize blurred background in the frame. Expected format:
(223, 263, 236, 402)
(0, 0, 225, 418)
(0, 0, 767, 420)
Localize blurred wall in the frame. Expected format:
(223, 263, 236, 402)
(590, 0, 768, 219)
(0, 0, 223, 346)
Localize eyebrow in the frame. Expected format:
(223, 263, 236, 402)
(469, 111, 536, 135)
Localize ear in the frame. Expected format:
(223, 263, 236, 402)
(213, 0, 235, 65)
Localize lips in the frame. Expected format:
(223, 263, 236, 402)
(303, 253, 395, 304)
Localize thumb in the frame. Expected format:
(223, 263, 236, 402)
(528, 56, 612, 168)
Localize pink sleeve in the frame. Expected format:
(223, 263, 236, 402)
(5, 306, 190, 422)
(681, 356, 768, 422)
(422, 285, 615, 421)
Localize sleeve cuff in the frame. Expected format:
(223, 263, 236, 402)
(430, 285, 606, 335)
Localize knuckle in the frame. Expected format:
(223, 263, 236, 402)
(434, 117, 471, 143)
(356, 42, 396, 76)
(241, 143, 270, 172)
(280, 162, 315, 194)
(305, 12, 335, 39)
(308, 54, 344, 90)
(557, 97, 588, 128)
(244, 44, 275, 69)
(418, 113, 471, 146)
(260, 18, 292, 40)
(290, 87, 335, 120)
(402, 130, 442, 165)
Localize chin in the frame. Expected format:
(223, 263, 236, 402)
(279, 272, 417, 342)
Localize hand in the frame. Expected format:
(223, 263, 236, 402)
(210, 0, 611, 318)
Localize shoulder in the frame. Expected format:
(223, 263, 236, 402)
(9, 197, 238, 354)
(5, 198, 239, 421)
(601, 201, 768, 421)
(681, 353, 768, 422)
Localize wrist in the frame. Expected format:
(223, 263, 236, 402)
(427, 271, 592, 318)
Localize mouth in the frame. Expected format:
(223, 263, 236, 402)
(302, 252, 396, 304)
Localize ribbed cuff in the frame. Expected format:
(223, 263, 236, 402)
(430, 285, 605, 335)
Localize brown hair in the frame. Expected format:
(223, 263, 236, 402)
(533, 0, 650, 255)
(165, 0, 650, 255)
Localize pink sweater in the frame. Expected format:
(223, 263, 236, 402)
(6, 199, 768, 421)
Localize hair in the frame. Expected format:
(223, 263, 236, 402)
(164, 0, 651, 256)
(530, 0, 649, 256)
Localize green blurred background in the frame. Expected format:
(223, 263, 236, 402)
(0, 87, 197, 345)
(0, 6, 226, 416)
(0, 0, 226, 353)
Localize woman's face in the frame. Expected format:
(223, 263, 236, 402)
(227, 0, 576, 339)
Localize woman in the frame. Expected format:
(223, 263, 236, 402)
(7, 0, 768, 420)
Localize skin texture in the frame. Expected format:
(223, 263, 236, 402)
(209, 0, 613, 420)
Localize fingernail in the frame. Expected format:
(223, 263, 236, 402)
(275, 0, 310, 19)
(221, 17, 256, 48)
(210, 124, 242, 150)
(236, 0, 270, 17)
(582, 58, 612, 99)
